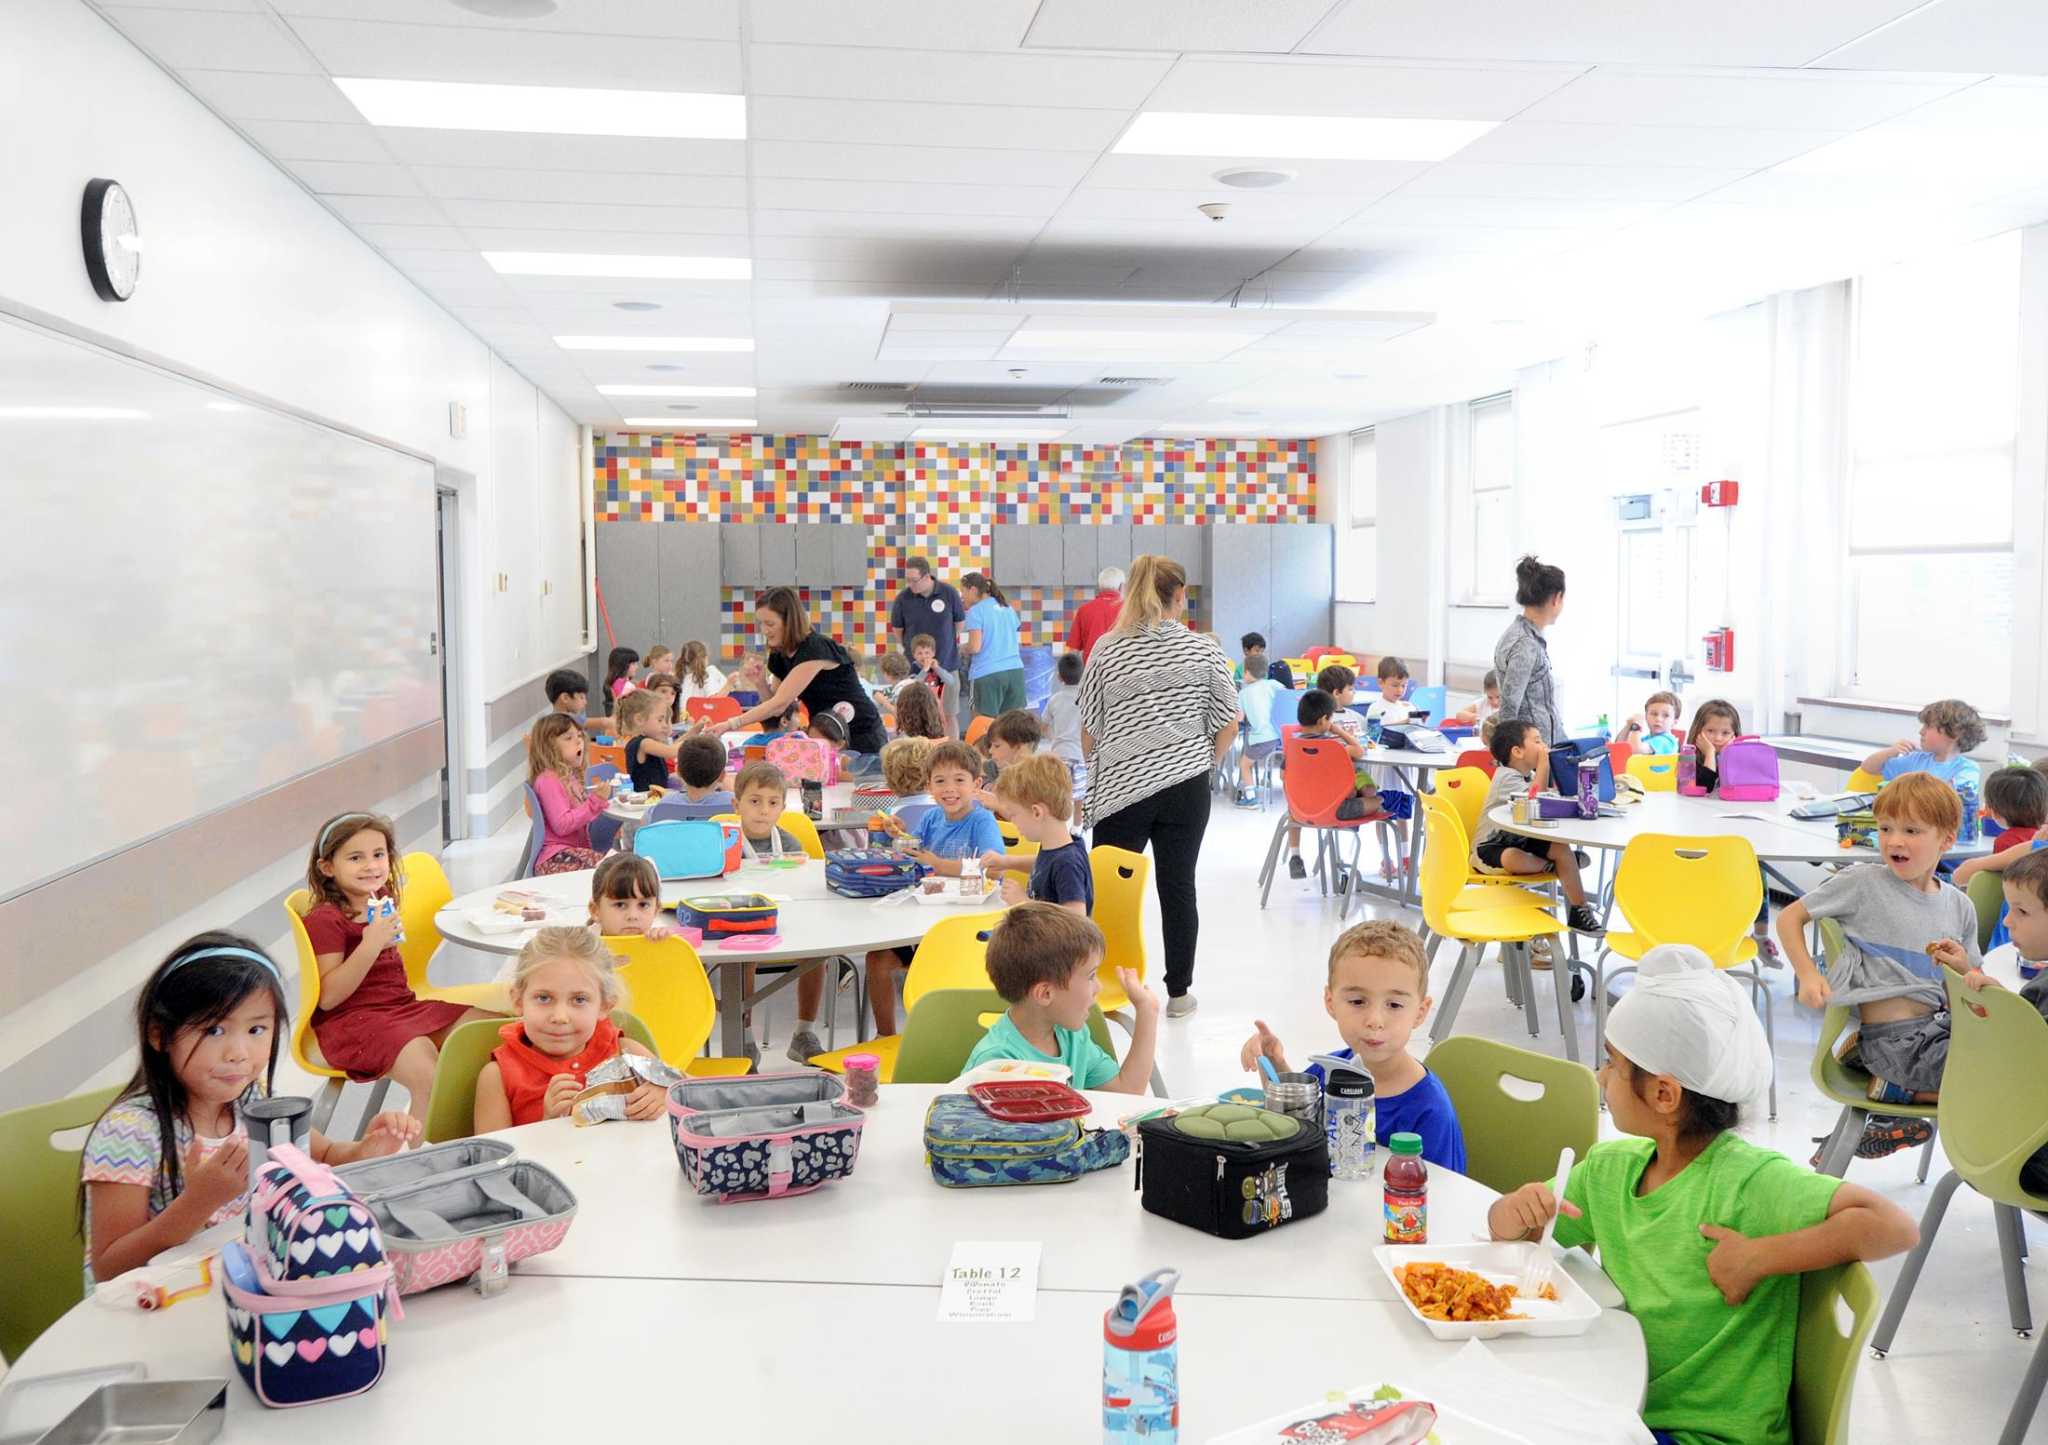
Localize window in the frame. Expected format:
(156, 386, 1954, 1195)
(1453, 393, 1515, 603)
(1845, 231, 2019, 711)
(1343, 426, 1377, 602)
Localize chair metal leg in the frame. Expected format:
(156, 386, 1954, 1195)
(2001, 1326, 2048, 1445)
(1258, 814, 1289, 908)
(1500, 941, 1522, 1008)
(1816, 1106, 1865, 1178)
(1871, 1168, 1963, 1356)
(1996, 1204, 2035, 1337)
(1430, 944, 1480, 1042)
(1552, 950, 1580, 1063)
(1745, 963, 1778, 1121)
(1916, 1128, 1936, 1184)
(309, 1079, 343, 1135)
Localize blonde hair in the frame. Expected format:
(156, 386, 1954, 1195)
(1113, 554, 1187, 634)
(616, 690, 666, 737)
(993, 753, 1073, 819)
(508, 926, 625, 1010)
(1328, 919, 1429, 994)
(526, 714, 586, 797)
(880, 736, 933, 795)
(877, 651, 911, 683)
(677, 640, 711, 689)
(643, 646, 672, 672)
(1873, 772, 1963, 836)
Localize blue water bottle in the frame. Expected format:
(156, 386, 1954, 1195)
(1956, 779, 1981, 845)
(1103, 1268, 1180, 1442)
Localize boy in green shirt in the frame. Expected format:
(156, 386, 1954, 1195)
(1489, 946, 1918, 1445)
(960, 902, 1159, 1093)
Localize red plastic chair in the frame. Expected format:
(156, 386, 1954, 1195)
(1258, 735, 1383, 907)
(1455, 748, 1496, 776)
(1606, 741, 1634, 779)
(686, 695, 741, 725)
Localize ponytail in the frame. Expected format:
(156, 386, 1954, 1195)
(962, 572, 1009, 608)
(1113, 554, 1187, 634)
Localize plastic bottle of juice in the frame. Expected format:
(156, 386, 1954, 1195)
(1103, 1268, 1180, 1443)
(1383, 1132, 1428, 1244)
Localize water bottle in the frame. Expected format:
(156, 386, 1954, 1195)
(1678, 744, 1698, 793)
(1313, 1055, 1375, 1180)
(1103, 1268, 1180, 1443)
(1956, 779, 1981, 845)
(1576, 756, 1600, 819)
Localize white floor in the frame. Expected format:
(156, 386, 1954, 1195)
(360, 794, 2043, 1442)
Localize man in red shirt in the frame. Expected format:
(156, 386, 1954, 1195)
(1065, 566, 1125, 663)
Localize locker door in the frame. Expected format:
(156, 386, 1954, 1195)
(1269, 525, 1333, 653)
(1095, 521, 1132, 574)
(1028, 525, 1066, 585)
(1205, 524, 1270, 655)
(832, 524, 870, 585)
(991, 524, 1029, 584)
(1163, 523, 1206, 584)
(794, 524, 834, 588)
(1061, 525, 1098, 585)
(719, 523, 761, 586)
(757, 525, 798, 586)
(596, 521, 660, 654)
(658, 522, 721, 647)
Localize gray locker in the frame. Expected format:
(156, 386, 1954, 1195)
(991, 524, 1030, 585)
(719, 523, 761, 586)
(1096, 522, 1132, 574)
(1269, 524, 1332, 652)
(596, 521, 660, 654)
(794, 524, 835, 589)
(1130, 523, 1168, 569)
(1163, 524, 1206, 585)
(1205, 524, 1273, 657)
(758, 525, 797, 585)
(831, 524, 870, 585)
(657, 522, 721, 646)
(1027, 526, 1065, 585)
(1061, 525, 1097, 585)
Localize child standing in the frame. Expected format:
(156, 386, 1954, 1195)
(1469, 720, 1603, 935)
(1776, 774, 1980, 1159)
(527, 714, 613, 874)
(473, 927, 666, 1130)
(1861, 698, 1986, 796)
(981, 754, 1093, 914)
(910, 634, 961, 727)
(602, 646, 640, 703)
(961, 903, 1159, 1094)
(658, 735, 735, 820)
(1683, 700, 1742, 792)
(1234, 654, 1286, 808)
(80, 934, 420, 1285)
(1621, 690, 1684, 756)
(1239, 919, 1466, 1170)
(587, 853, 674, 941)
(1042, 650, 1085, 772)
(1489, 945, 1917, 1445)
(303, 813, 499, 1120)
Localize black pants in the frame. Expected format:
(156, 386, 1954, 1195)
(1090, 771, 1211, 999)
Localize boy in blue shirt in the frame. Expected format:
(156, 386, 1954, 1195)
(1239, 919, 1467, 1171)
(1234, 654, 1286, 808)
(981, 754, 1092, 913)
(1621, 689, 1683, 756)
(1861, 697, 1985, 796)
(961, 902, 1159, 1093)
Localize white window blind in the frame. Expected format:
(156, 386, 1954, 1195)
(1345, 426, 1377, 602)
(1454, 393, 1515, 603)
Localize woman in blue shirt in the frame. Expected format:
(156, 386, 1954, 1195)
(960, 572, 1025, 718)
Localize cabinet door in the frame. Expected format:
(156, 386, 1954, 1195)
(991, 524, 1030, 585)
(596, 521, 660, 654)
(1269, 524, 1333, 652)
(1061, 525, 1097, 585)
(832, 524, 870, 586)
(1205, 524, 1271, 656)
(757, 525, 797, 585)
(1096, 521, 1132, 574)
(1163, 523, 1206, 584)
(719, 523, 760, 586)
(1130, 523, 1168, 569)
(656, 522, 721, 647)
(794, 523, 834, 589)
(1029, 526, 1066, 585)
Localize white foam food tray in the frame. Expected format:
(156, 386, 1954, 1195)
(1375, 1242, 1602, 1341)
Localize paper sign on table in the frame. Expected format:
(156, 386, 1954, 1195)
(937, 1241, 1040, 1323)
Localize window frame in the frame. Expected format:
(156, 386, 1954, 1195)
(1342, 426, 1377, 604)
(1454, 392, 1516, 606)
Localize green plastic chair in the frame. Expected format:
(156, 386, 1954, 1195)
(423, 1011, 655, 1143)
(1792, 1262, 1879, 1445)
(1425, 1035, 1597, 1196)
(1967, 869, 2006, 954)
(888, 989, 1124, 1088)
(0, 1085, 119, 1363)
(1868, 972, 2048, 1445)
(1807, 920, 1940, 1180)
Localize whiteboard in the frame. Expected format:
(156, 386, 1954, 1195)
(0, 314, 439, 902)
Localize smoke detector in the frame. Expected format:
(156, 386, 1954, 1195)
(1197, 202, 1231, 222)
(1214, 167, 1295, 190)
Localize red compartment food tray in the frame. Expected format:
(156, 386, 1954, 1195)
(968, 1080, 1091, 1122)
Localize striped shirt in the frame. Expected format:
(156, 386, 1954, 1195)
(1494, 614, 1568, 743)
(1077, 623, 1237, 825)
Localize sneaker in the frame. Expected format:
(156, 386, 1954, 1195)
(1235, 788, 1260, 809)
(1855, 1115, 1933, 1160)
(786, 1028, 824, 1066)
(1528, 938, 1555, 971)
(1566, 904, 1605, 935)
(1573, 849, 1592, 869)
(1165, 993, 1199, 1019)
(1287, 855, 1307, 880)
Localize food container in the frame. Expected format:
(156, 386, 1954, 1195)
(26, 1381, 226, 1445)
(1375, 1242, 1602, 1341)
(968, 1080, 1090, 1122)
(1261, 1071, 1322, 1128)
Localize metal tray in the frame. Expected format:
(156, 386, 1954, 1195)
(31, 1381, 225, 1445)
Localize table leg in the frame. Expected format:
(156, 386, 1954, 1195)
(717, 957, 745, 1057)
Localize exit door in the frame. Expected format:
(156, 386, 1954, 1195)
(1600, 411, 1705, 729)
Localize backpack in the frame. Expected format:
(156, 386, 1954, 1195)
(767, 734, 839, 785)
(1547, 738, 1616, 803)
(1717, 736, 1781, 801)
(922, 1091, 1130, 1187)
(826, 847, 926, 898)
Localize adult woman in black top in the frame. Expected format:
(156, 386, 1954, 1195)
(707, 587, 888, 756)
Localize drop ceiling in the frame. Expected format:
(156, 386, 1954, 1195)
(86, 0, 2048, 438)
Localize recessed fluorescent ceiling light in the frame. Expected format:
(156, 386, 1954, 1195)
(332, 78, 745, 139)
(1116, 111, 1496, 162)
(598, 384, 756, 398)
(556, 335, 754, 352)
(621, 417, 755, 428)
(911, 426, 1069, 441)
(486, 253, 750, 279)
(1001, 327, 1261, 363)
(0, 405, 148, 419)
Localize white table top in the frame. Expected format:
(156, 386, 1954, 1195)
(605, 781, 873, 827)
(1485, 792, 1993, 865)
(1982, 946, 2038, 991)
(1362, 744, 1466, 772)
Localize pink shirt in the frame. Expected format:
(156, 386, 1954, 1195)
(533, 770, 607, 865)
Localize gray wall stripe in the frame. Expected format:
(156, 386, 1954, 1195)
(485, 654, 587, 739)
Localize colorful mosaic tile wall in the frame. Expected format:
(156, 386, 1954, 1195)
(596, 434, 1314, 656)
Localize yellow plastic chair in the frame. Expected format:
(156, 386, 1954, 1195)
(0, 1085, 120, 1362)
(1089, 846, 1168, 1096)
(711, 810, 825, 860)
(994, 819, 1043, 861)
(1418, 805, 1579, 1060)
(1845, 767, 1885, 795)
(1624, 753, 1679, 793)
(394, 852, 506, 1013)
(1428, 772, 1558, 894)
(1416, 793, 1553, 913)
(1794, 1263, 1881, 1445)
(1427, 1036, 1597, 1197)
(603, 933, 751, 1076)
(1808, 920, 1940, 1180)
(422, 1010, 656, 1143)
(284, 890, 391, 1132)
(809, 910, 1005, 1081)
(891, 991, 1124, 1086)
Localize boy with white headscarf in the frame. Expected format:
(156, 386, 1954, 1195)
(1488, 946, 1918, 1445)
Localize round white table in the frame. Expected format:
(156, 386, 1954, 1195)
(606, 781, 875, 834)
(1483, 791, 1993, 865)
(7, 1088, 1647, 1441)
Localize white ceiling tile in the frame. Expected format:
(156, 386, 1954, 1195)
(1349, 193, 1667, 228)
(752, 178, 1068, 218)
(460, 228, 759, 259)
(747, 44, 1170, 109)
(179, 70, 361, 123)
(350, 222, 473, 249)
(266, 0, 739, 40)
(750, 97, 1128, 152)
(751, 209, 1041, 242)
(1055, 187, 1368, 228)
(1397, 160, 1749, 201)
(1025, 0, 1335, 54)
(1819, 0, 2048, 72)
(1454, 120, 1842, 169)
(1869, 77, 2048, 131)
(1146, 58, 1584, 120)
(289, 158, 425, 195)
(1300, 0, 1933, 68)
(1079, 154, 1430, 196)
(411, 166, 746, 206)
(438, 198, 749, 235)
(1516, 70, 1978, 129)
(89, 0, 262, 8)
(376, 129, 745, 174)
(1704, 169, 2022, 209)
(325, 193, 450, 225)
(240, 119, 390, 162)
(380, 248, 495, 276)
(751, 140, 1096, 188)
(285, 17, 741, 91)
(100, 7, 318, 71)
(746, 0, 1040, 50)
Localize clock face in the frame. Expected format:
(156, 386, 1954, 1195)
(82, 179, 140, 302)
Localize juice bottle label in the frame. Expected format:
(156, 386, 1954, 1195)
(1384, 1186, 1427, 1244)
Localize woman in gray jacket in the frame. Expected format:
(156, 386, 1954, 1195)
(1493, 555, 1569, 743)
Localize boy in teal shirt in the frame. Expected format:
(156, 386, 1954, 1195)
(961, 902, 1159, 1094)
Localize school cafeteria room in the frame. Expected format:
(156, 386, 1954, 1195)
(7, 1, 2048, 1441)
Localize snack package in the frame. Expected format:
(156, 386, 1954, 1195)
(570, 1053, 686, 1126)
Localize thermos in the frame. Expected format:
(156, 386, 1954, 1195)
(241, 1095, 314, 1186)
(1103, 1268, 1180, 1443)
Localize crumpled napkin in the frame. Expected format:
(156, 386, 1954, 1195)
(1414, 1339, 1655, 1445)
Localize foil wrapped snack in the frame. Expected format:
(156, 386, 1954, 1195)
(570, 1052, 686, 1126)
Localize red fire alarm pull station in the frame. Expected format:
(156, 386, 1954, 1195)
(1704, 628, 1734, 672)
(1701, 479, 1739, 507)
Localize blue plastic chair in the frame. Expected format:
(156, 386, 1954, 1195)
(632, 819, 724, 879)
(1408, 684, 1447, 722)
(892, 801, 938, 832)
(589, 813, 624, 855)
(517, 784, 547, 879)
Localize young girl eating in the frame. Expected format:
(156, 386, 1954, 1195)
(473, 927, 665, 1130)
(80, 933, 420, 1285)
(1489, 945, 1917, 1445)
(528, 714, 613, 874)
(304, 812, 499, 1121)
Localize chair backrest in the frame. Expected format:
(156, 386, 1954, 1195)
(1426, 1035, 1598, 1196)
(605, 934, 719, 1068)
(396, 851, 452, 994)
(1418, 803, 1477, 935)
(1407, 684, 1447, 722)
(587, 741, 627, 775)
(706, 809, 826, 861)
(891, 989, 1118, 1085)
(282, 890, 342, 1082)
(685, 695, 741, 725)
(518, 784, 547, 879)
(1936, 968, 2048, 1205)
(891, 801, 938, 832)
(964, 715, 992, 746)
(1090, 845, 1150, 991)
(1454, 748, 1496, 777)
(1791, 1263, 1879, 1445)
(0, 1085, 121, 1361)
(1965, 869, 2005, 953)
(1432, 766, 1494, 842)
(1844, 767, 1885, 795)
(1625, 753, 1680, 793)
(1606, 741, 1636, 780)
(901, 910, 1008, 1016)
(424, 1009, 654, 1143)
(1610, 834, 1762, 965)
(1282, 735, 1361, 827)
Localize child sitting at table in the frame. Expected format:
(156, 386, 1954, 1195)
(528, 715, 614, 874)
(303, 812, 501, 1120)
(616, 691, 682, 794)
(1621, 690, 1683, 755)
(1364, 658, 1419, 874)
(724, 651, 768, 709)
(473, 927, 666, 1130)
(879, 736, 934, 809)
(1776, 773, 1980, 1161)
(1470, 720, 1603, 935)
(1682, 699, 1742, 793)
(980, 753, 1092, 914)
(1449, 670, 1500, 729)
(588, 852, 674, 941)
(1278, 688, 1376, 881)
(1860, 697, 1986, 797)
(673, 640, 725, 704)
(546, 667, 612, 736)
(871, 649, 911, 706)
(731, 761, 831, 1066)
(1490, 945, 1917, 1445)
(80, 933, 420, 1285)
(1239, 919, 1466, 1170)
(657, 735, 734, 820)
(641, 645, 673, 682)
(976, 708, 1040, 804)
(642, 671, 680, 731)
(890, 679, 949, 742)
(1956, 761, 2048, 949)
(960, 902, 1159, 1094)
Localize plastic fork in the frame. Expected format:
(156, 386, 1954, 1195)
(1517, 1146, 1575, 1303)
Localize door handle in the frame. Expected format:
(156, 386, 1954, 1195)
(1610, 665, 1659, 679)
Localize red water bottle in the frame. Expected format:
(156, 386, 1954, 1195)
(1383, 1131, 1428, 1244)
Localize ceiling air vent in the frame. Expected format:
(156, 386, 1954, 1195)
(842, 382, 914, 393)
(1098, 376, 1169, 386)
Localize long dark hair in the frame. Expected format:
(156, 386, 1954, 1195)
(961, 572, 1009, 608)
(756, 586, 814, 655)
(80, 932, 288, 1234)
(1513, 555, 1566, 608)
(603, 647, 639, 697)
